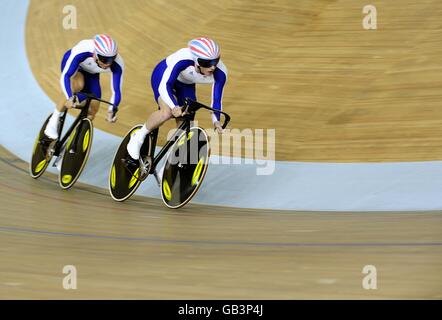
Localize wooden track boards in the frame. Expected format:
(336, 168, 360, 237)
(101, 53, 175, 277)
(26, 0, 442, 162)
(0, 146, 441, 298)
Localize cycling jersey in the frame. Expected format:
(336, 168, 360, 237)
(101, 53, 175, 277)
(60, 39, 124, 106)
(151, 48, 227, 122)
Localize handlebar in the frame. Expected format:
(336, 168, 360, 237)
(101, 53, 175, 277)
(70, 94, 230, 128)
(183, 98, 231, 130)
(72, 92, 118, 117)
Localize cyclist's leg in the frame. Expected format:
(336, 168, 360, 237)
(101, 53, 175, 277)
(127, 60, 178, 159)
(146, 97, 173, 129)
(76, 71, 101, 120)
(45, 71, 85, 139)
(57, 49, 85, 112)
(126, 96, 173, 159)
(146, 60, 174, 130)
(55, 72, 85, 112)
(174, 82, 196, 127)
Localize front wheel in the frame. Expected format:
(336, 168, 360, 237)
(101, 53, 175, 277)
(161, 126, 210, 209)
(58, 118, 93, 189)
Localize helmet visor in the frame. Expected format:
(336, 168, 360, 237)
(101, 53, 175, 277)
(197, 57, 220, 68)
(97, 54, 116, 64)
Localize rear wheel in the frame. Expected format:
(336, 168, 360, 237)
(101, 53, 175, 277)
(161, 126, 210, 209)
(58, 118, 93, 189)
(29, 114, 56, 179)
(109, 125, 153, 202)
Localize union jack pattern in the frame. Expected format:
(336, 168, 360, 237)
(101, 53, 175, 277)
(188, 37, 220, 60)
(94, 34, 118, 57)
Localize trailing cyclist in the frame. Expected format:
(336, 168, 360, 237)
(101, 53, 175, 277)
(44, 34, 124, 140)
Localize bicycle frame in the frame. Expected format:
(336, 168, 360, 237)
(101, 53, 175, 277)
(53, 93, 115, 157)
(148, 99, 231, 173)
(109, 98, 231, 200)
(53, 101, 89, 157)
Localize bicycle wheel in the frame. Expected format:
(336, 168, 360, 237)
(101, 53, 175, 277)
(59, 118, 93, 189)
(29, 114, 56, 179)
(161, 126, 210, 209)
(109, 125, 152, 202)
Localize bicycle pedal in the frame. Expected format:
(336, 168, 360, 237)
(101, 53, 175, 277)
(137, 157, 152, 182)
(121, 156, 139, 177)
(40, 136, 54, 146)
(140, 156, 152, 170)
(123, 156, 138, 167)
(40, 138, 57, 159)
(137, 171, 149, 182)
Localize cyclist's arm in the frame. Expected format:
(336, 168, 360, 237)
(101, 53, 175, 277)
(110, 55, 124, 108)
(211, 62, 228, 124)
(59, 51, 91, 99)
(158, 59, 194, 109)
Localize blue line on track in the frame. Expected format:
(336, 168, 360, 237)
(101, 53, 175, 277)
(1, 226, 441, 247)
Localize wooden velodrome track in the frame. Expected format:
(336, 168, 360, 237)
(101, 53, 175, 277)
(26, 0, 442, 162)
(0, 0, 441, 298)
(1, 146, 441, 299)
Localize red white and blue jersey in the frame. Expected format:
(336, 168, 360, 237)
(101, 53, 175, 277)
(60, 39, 124, 107)
(158, 48, 227, 122)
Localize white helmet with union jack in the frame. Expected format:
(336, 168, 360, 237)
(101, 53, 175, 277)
(93, 34, 118, 64)
(188, 37, 221, 68)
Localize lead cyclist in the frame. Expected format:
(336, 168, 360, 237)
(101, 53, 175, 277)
(126, 37, 228, 160)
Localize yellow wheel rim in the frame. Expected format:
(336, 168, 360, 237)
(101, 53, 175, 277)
(177, 131, 195, 146)
(111, 165, 116, 189)
(192, 157, 204, 186)
(35, 159, 46, 173)
(66, 130, 75, 150)
(62, 174, 72, 184)
(128, 168, 139, 189)
(163, 180, 172, 201)
(82, 130, 90, 152)
(177, 134, 186, 146)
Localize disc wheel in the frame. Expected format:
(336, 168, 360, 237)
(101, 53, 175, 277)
(109, 125, 152, 202)
(29, 113, 56, 179)
(161, 127, 210, 209)
(58, 118, 93, 189)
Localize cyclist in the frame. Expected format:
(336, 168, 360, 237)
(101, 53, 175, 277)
(126, 37, 227, 160)
(44, 34, 124, 139)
